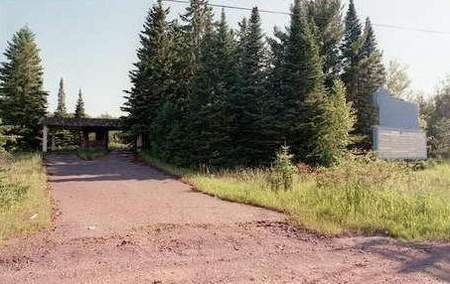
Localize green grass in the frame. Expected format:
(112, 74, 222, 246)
(0, 153, 51, 241)
(78, 148, 108, 160)
(140, 152, 450, 241)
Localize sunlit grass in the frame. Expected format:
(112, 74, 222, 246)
(0, 153, 51, 241)
(141, 152, 450, 241)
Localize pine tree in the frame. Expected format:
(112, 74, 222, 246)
(0, 27, 47, 149)
(189, 10, 236, 167)
(74, 89, 86, 118)
(122, 0, 174, 149)
(54, 78, 67, 117)
(354, 17, 386, 137)
(341, 2, 385, 144)
(155, 0, 214, 165)
(233, 7, 270, 165)
(307, 0, 344, 87)
(341, 0, 362, 87)
(281, 0, 326, 160)
(180, 0, 213, 69)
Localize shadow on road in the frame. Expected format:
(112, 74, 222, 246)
(352, 237, 450, 282)
(45, 151, 170, 183)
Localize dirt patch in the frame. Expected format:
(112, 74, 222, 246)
(0, 152, 448, 283)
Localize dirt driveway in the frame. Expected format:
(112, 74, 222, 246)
(0, 152, 448, 283)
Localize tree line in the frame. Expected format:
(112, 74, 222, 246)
(0, 0, 446, 159)
(122, 0, 385, 167)
(0, 26, 86, 151)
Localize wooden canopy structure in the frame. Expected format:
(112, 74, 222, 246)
(40, 117, 123, 152)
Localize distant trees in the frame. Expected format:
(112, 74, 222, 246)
(74, 89, 86, 118)
(386, 60, 412, 100)
(122, 0, 384, 168)
(427, 78, 450, 158)
(0, 27, 47, 150)
(54, 78, 68, 117)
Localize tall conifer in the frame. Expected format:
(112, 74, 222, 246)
(233, 7, 270, 165)
(0, 27, 47, 149)
(307, 0, 344, 87)
(355, 17, 386, 137)
(122, 0, 174, 148)
(74, 89, 86, 118)
(281, 0, 325, 159)
(55, 78, 67, 117)
(190, 10, 236, 167)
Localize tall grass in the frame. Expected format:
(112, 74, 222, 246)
(0, 153, 51, 241)
(141, 152, 450, 241)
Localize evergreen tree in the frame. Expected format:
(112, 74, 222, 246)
(355, 17, 386, 137)
(0, 27, 47, 149)
(180, 0, 213, 70)
(155, 0, 214, 165)
(74, 89, 86, 118)
(307, 0, 344, 87)
(190, 10, 236, 167)
(233, 7, 270, 165)
(281, 0, 325, 160)
(341, 0, 362, 87)
(54, 78, 67, 117)
(341, 2, 385, 143)
(122, 0, 174, 148)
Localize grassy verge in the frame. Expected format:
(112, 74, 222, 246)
(78, 148, 108, 160)
(0, 153, 51, 241)
(140, 152, 450, 241)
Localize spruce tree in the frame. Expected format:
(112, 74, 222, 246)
(341, 0, 362, 87)
(122, 0, 174, 149)
(355, 17, 386, 137)
(307, 0, 344, 87)
(0, 27, 47, 149)
(233, 7, 270, 165)
(157, 0, 213, 165)
(190, 10, 236, 167)
(74, 89, 86, 118)
(54, 78, 67, 117)
(341, 1, 385, 144)
(281, 0, 325, 160)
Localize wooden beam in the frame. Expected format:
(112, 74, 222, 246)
(42, 125, 48, 153)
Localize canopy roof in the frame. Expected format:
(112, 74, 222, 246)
(40, 117, 122, 130)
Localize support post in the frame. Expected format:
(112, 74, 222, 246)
(51, 136, 57, 151)
(136, 134, 143, 150)
(42, 125, 48, 153)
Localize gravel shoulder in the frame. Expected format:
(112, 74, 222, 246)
(0, 152, 448, 283)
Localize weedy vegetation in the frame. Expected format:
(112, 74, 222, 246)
(0, 153, 51, 241)
(141, 151, 450, 241)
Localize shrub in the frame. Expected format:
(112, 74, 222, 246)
(269, 145, 297, 191)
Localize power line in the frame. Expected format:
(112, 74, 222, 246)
(162, 0, 450, 36)
(162, 0, 291, 15)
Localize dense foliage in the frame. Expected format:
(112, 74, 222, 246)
(427, 78, 450, 158)
(123, 0, 372, 168)
(0, 27, 47, 150)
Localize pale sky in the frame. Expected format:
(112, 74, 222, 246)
(1, 0, 450, 117)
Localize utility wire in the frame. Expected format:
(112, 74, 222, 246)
(162, 0, 450, 36)
(162, 0, 291, 15)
